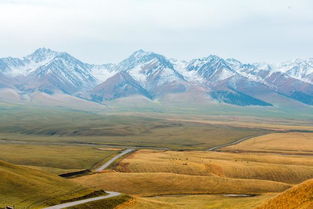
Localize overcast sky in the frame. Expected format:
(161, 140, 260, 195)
(0, 0, 313, 64)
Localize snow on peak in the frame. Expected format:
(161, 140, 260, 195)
(131, 49, 152, 59)
(1, 48, 58, 77)
(271, 58, 313, 83)
(1, 48, 313, 93)
(90, 64, 116, 84)
(225, 58, 242, 68)
(117, 50, 174, 72)
(26, 48, 58, 63)
(185, 54, 238, 82)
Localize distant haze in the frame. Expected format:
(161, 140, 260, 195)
(1, 0, 313, 64)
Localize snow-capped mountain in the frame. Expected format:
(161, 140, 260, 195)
(0, 48, 116, 94)
(1, 48, 313, 107)
(186, 55, 237, 83)
(25, 50, 97, 94)
(277, 58, 313, 84)
(90, 63, 116, 84)
(115, 50, 187, 96)
(0, 48, 58, 77)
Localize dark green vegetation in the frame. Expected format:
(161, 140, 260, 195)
(67, 195, 131, 209)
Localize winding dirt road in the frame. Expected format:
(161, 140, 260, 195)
(207, 136, 253, 151)
(43, 191, 120, 209)
(44, 148, 134, 209)
(95, 148, 134, 171)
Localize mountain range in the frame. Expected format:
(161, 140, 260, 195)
(1, 48, 313, 109)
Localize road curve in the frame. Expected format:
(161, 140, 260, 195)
(43, 191, 120, 209)
(207, 136, 253, 151)
(95, 148, 134, 172)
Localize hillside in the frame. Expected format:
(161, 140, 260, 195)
(0, 144, 119, 175)
(0, 160, 94, 208)
(74, 149, 312, 197)
(120, 194, 276, 209)
(73, 172, 290, 196)
(113, 150, 313, 184)
(222, 132, 313, 155)
(255, 179, 313, 209)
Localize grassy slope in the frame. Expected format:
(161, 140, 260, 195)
(67, 195, 131, 209)
(114, 150, 313, 184)
(0, 160, 94, 208)
(121, 194, 276, 209)
(73, 172, 290, 196)
(0, 144, 119, 174)
(223, 132, 313, 154)
(74, 148, 313, 198)
(255, 179, 313, 209)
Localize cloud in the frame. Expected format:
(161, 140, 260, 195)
(0, 0, 313, 64)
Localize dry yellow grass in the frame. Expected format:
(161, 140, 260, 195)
(118, 197, 173, 209)
(114, 150, 313, 184)
(223, 132, 313, 154)
(73, 149, 313, 199)
(255, 179, 313, 209)
(0, 144, 118, 174)
(121, 193, 276, 209)
(0, 160, 93, 208)
(73, 172, 290, 196)
(74, 147, 313, 208)
(97, 147, 122, 151)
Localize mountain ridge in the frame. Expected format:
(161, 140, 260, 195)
(1, 48, 313, 107)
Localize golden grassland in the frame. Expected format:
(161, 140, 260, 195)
(67, 195, 131, 209)
(223, 132, 313, 154)
(2, 107, 313, 209)
(73, 148, 313, 197)
(0, 160, 95, 208)
(255, 179, 313, 209)
(25, 165, 80, 175)
(1, 108, 312, 208)
(73, 172, 290, 196)
(0, 144, 119, 174)
(113, 150, 313, 184)
(118, 193, 276, 209)
(74, 131, 313, 209)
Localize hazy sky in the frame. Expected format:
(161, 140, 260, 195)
(1, 0, 313, 64)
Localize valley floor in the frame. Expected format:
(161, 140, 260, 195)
(1, 113, 313, 209)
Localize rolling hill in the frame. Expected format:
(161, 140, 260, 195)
(0, 160, 94, 208)
(255, 178, 313, 209)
